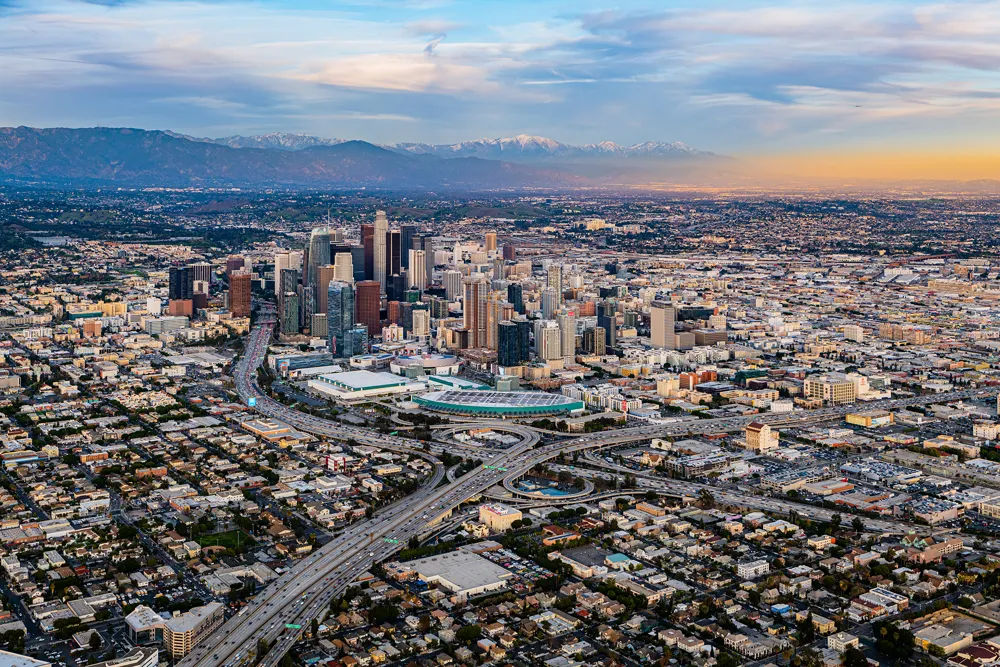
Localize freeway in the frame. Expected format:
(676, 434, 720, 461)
(182, 315, 999, 667)
(180, 318, 541, 667)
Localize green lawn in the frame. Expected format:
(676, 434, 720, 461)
(196, 530, 255, 549)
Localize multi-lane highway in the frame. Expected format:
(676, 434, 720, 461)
(181, 316, 998, 667)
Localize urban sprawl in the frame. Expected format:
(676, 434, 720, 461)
(2, 192, 1000, 667)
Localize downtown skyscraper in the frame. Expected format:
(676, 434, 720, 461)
(327, 281, 354, 358)
(374, 210, 388, 293)
(306, 226, 331, 287)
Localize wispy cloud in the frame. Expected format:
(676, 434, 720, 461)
(2, 0, 1000, 153)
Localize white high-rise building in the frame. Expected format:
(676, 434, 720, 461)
(650, 300, 676, 349)
(537, 321, 562, 361)
(412, 309, 431, 340)
(541, 287, 559, 320)
(333, 252, 354, 284)
(547, 264, 563, 305)
(273, 251, 301, 296)
(408, 250, 427, 291)
(374, 210, 388, 293)
(444, 270, 463, 301)
(843, 325, 864, 343)
(557, 311, 576, 359)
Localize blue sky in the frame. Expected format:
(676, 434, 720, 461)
(3, 0, 1000, 156)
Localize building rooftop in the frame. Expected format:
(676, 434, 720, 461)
(407, 550, 514, 595)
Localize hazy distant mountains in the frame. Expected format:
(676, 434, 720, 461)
(388, 134, 713, 162)
(0, 127, 729, 189)
(176, 131, 714, 162)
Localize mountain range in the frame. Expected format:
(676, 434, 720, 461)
(172, 131, 714, 162)
(0, 126, 729, 189)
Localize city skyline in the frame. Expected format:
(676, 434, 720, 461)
(3, 0, 1000, 181)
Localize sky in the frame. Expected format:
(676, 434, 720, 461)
(3, 0, 1000, 179)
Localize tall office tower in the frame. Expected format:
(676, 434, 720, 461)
(499, 319, 531, 367)
(421, 235, 435, 285)
(462, 274, 488, 348)
(387, 301, 401, 326)
(327, 281, 355, 357)
(388, 273, 407, 303)
(583, 327, 607, 355)
(374, 210, 388, 292)
(492, 257, 505, 280)
(598, 300, 617, 348)
(547, 264, 563, 305)
(412, 308, 431, 340)
(408, 250, 427, 291)
(273, 251, 302, 296)
(485, 232, 497, 253)
(350, 246, 366, 284)
(401, 224, 418, 269)
(541, 287, 559, 320)
(225, 255, 245, 276)
(316, 265, 337, 314)
(486, 291, 503, 350)
(330, 241, 352, 260)
(279, 268, 300, 295)
(593, 327, 607, 355)
(399, 302, 417, 333)
(650, 300, 677, 349)
(169, 266, 194, 300)
(300, 285, 316, 331)
(537, 322, 562, 361)
(354, 281, 381, 339)
(344, 325, 369, 357)
(281, 292, 300, 335)
(444, 270, 463, 300)
(361, 224, 375, 281)
(229, 270, 252, 317)
(503, 243, 516, 261)
(188, 262, 212, 289)
(274, 252, 289, 296)
(387, 229, 402, 277)
(311, 313, 328, 339)
(330, 228, 344, 244)
(497, 321, 520, 367)
(306, 227, 331, 287)
(334, 252, 354, 284)
(507, 283, 524, 314)
(557, 311, 576, 359)
(516, 318, 531, 362)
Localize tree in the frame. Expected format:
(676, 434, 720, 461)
(89, 632, 102, 651)
(842, 646, 868, 667)
(456, 624, 481, 643)
(830, 513, 842, 531)
(873, 621, 914, 662)
(796, 613, 816, 644)
(698, 489, 716, 509)
(852, 517, 865, 533)
(790, 647, 823, 667)
(310, 618, 318, 637)
(717, 652, 740, 667)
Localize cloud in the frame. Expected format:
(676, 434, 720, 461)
(3, 0, 1000, 153)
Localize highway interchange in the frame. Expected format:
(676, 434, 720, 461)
(178, 316, 1000, 667)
